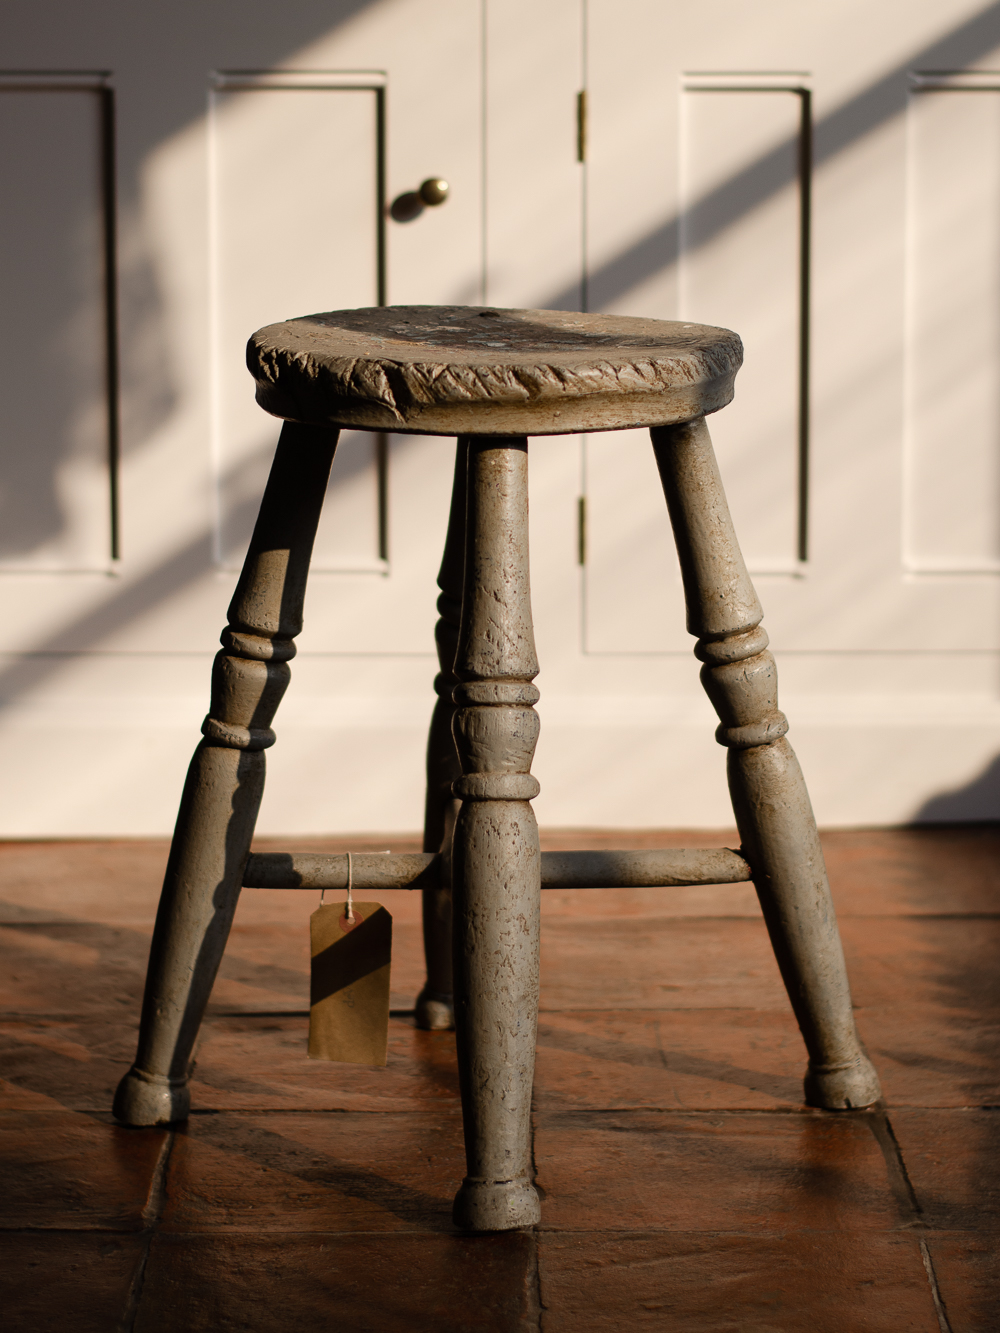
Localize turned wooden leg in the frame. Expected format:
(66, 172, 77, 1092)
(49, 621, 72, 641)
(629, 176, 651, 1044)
(451, 435, 542, 1231)
(651, 418, 881, 1110)
(415, 441, 467, 1031)
(113, 422, 338, 1126)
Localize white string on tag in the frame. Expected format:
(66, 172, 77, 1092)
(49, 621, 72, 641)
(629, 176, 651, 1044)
(317, 849, 391, 913)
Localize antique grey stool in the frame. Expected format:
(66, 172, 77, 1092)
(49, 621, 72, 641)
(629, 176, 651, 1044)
(113, 306, 881, 1233)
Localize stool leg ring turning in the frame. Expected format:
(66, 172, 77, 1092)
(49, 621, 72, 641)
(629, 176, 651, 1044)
(652, 419, 881, 1111)
(451, 436, 542, 1231)
(113, 423, 339, 1126)
(416, 441, 467, 1031)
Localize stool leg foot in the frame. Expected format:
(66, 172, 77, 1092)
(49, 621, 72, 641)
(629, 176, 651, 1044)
(652, 419, 881, 1111)
(415, 988, 456, 1032)
(451, 436, 542, 1231)
(416, 442, 467, 1032)
(113, 1068, 190, 1126)
(113, 424, 338, 1125)
(453, 1179, 542, 1232)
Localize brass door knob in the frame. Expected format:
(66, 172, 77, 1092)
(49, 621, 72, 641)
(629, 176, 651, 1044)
(389, 177, 450, 223)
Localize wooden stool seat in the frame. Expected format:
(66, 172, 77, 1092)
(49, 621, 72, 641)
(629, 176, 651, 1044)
(249, 305, 742, 435)
(114, 305, 881, 1234)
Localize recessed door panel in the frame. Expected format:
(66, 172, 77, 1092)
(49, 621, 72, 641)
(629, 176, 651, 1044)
(210, 75, 384, 572)
(483, 0, 583, 310)
(0, 80, 114, 571)
(583, 428, 687, 654)
(584, 75, 808, 653)
(906, 75, 1000, 572)
(680, 79, 805, 575)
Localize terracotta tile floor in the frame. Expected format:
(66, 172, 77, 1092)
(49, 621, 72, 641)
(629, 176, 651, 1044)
(2, 826, 998, 1331)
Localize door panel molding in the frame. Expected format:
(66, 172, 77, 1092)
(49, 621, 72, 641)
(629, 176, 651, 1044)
(904, 69, 1000, 575)
(681, 73, 811, 576)
(208, 71, 389, 574)
(0, 72, 119, 571)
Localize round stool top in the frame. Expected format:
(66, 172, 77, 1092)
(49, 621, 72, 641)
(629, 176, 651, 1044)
(249, 306, 741, 437)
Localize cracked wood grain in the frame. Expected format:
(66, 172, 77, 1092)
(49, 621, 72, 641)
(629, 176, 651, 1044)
(249, 305, 743, 436)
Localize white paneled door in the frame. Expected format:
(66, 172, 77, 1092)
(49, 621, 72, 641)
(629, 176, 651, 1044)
(2, 0, 1000, 833)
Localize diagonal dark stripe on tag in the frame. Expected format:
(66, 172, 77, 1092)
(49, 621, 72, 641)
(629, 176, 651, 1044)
(308, 902, 391, 1066)
(310, 908, 390, 1003)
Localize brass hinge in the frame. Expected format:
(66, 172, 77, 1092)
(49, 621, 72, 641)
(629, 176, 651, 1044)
(576, 89, 587, 163)
(577, 495, 586, 565)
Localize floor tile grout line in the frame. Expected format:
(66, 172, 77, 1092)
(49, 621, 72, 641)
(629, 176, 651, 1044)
(12, 1225, 980, 1238)
(864, 1108, 954, 1333)
(919, 1238, 953, 1333)
(11, 1104, 987, 1118)
(142, 1129, 173, 1226)
(880, 1112, 923, 1215)
(116, 1128, 174, 1333)
(870, 1108, 954, 1333)
(8, 1225, 988, 1239)
(9, 1104, 1000, 1119)
(530, 1225, 543, 1332)
(863, 1109, 924, 1222)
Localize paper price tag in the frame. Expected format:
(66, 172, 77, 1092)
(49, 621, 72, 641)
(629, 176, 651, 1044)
(309, 901, 392, 1066)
